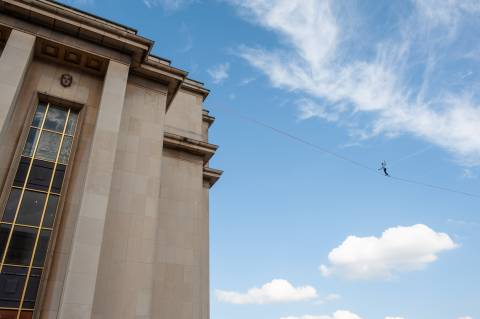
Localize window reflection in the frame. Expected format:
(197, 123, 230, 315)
(35, 131, 61, 162)
(59, 137, 73, 164)
(31, 104, 46, 128)
(43, 106, 66, 133)
(21, 129, 39, 158)
(65, 112, 77, 135)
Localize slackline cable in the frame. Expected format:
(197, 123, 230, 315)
(217, 105, 480, 199)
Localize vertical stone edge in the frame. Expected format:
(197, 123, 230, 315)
(0, 29, 35, 137)
(57, 60, 130, 319)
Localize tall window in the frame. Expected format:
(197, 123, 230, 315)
(0, 103, 78, 319)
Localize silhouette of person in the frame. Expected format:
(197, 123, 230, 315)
(378, 160, 389, 176)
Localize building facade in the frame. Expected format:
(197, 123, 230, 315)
(0, 1, 222, 318)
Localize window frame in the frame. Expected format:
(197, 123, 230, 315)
(0, 94, 85, 318)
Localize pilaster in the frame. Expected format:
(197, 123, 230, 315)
(57, 60, 130, 319)
(0, 29, 35, 139)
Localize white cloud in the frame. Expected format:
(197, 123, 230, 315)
(280, 310, 363, 319)
(143, 0, 195, 11)
(320, 224, 458, 280)
(207, 63, 230, 84)
(458, 316, 473, 319)
(229, 0, 480, 166)
(216, 279, 317, 304)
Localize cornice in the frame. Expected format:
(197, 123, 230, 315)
(163, 132, 218, 164)
(182, 78, 210, 101)
(0, 0, 152, 66)
(202, 109, 215, 127)
(132, 56, 188, 109)
(0, 0, 210, 103)
(203, 167, 223, 188)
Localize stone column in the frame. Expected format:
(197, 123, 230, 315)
(57, 60, 130, 319)
(0, 29, 35, 138)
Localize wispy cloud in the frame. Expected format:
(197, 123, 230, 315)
(143, 0, 195, 11)
(320, 224, 458, 280)
(297, 98, 344, 122)
(414, 0, 480, 30)
(229, 0, 480, 166)
(207, 63, 230, 84)
(178, 22, 193, 53)
(458, 316, 473, 319)
(216, 279, 317, 304)
(280, 310, 363, 319)
(240, 76, 256, 86)
(63, 0, 94, 5)
(461, 168, 477, 179)
(447, 218, 479, 227)
(314, 293, 341, 305)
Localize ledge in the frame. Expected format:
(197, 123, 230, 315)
(182, 78, 210, 101)
(203, 167, 223, 188)
(163, 132, 218, 163)
(202, 109, 215, 127)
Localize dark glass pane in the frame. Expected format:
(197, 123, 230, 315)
(26, 160, 54, 192)
(33, 230, 50, 267)
(5, 226, 37, 265)
(44, 106, 67, 133)
(65, 111, 78, 135)
(0, 224, 11, 256)
(35, 131, 61, 162)
(2, 189, 21, 222)
(31, 103, 47, 127)
(51, 165, 66, 193)
(27, 160, 54, 191)
(0, 266, 27, 308)
(16, 191, 46, 226)
(59, 136, 73, 164)
(13, 157, 31, 187)
(21, 129, 40, 157)
(22, 269, 42, 309)
(42, 195, 58, 228)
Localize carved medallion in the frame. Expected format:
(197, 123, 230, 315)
(60, 74, 73, 88)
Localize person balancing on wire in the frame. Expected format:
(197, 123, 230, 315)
(378, 160, 390, 176)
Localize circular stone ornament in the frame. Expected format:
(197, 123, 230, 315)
(60, 74, 73, 88)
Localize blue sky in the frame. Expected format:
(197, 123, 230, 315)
(62, 1, 479, 318)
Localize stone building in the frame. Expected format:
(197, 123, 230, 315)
(0, 0, 222, 318)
